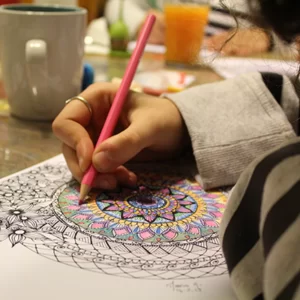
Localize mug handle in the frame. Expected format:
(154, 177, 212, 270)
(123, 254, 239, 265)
(25, 39, 50, 113)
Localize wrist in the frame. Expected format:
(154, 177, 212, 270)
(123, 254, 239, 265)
(165, 98, 191, 152)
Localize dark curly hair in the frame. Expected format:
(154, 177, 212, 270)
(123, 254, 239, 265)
(248, 0, 300, 43)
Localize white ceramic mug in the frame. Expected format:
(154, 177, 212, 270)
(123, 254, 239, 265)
(0, 4, 87, 121)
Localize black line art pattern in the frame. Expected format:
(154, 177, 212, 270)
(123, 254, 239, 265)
(0, 158, 229, 280)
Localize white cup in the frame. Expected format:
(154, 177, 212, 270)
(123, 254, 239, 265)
(0, 4, 87, 121)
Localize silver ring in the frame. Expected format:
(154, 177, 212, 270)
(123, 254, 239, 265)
(65, 96, 92, 116)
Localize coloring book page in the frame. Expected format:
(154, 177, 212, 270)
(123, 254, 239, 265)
(0, 155, 236, 300)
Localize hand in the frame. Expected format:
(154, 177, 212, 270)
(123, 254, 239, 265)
(204, 28, 271, 56)
(138, 9, 165, 45)
(52, 82, 187, 190)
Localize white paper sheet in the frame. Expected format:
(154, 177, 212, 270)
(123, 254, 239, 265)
(0, 155, 236, 300)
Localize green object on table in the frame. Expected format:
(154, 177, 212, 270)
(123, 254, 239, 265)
(110, 49, 131, 58)
(109, 19, 129, 40)
(109, 0, 130, 56)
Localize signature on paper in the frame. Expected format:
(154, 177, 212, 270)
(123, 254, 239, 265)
(166, 281, 202, 293)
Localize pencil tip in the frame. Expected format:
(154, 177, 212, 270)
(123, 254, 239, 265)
(79, 184, 91, 205)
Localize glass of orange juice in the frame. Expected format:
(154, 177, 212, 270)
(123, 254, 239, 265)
(164, 0, 210, 66)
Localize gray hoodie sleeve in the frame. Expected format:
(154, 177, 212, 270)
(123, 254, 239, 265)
(164, 72, 299, 189)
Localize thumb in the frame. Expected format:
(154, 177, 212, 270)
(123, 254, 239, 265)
(92, 124, 150, 172)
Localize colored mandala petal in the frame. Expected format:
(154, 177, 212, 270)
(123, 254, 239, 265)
(205, 220, 218, 227)
(161, 188, 170, 195)
(102, 200, 115, 204)
(123, 211, 136, 219)
(206, 194, 218, 199)
(179, 200, 193, 205)
(105, 205, 120, 211)
(214, 203, 226, 208)
(210, 212, 222, 218)
(65, 195, 78, 200)
(117, 202, 127, 209)
(192, 186, 202, 190)
(73, 214, 89, 220)
(177, 207, 192, 213)
(58, 177, 228, 247)
(138, 228, 155, 240)
(144, 213, 156, 223)
(67, 205, 80, 211)
(173, 194, 186, 200)
(163, 229, 177, 240)
(162, 213, 175, 221)
(186, 224, 200, 235)
(90, 222, 106, 229)
(113, 227, 131, 236)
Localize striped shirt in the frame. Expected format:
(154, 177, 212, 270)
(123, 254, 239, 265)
(219, 73, 300, 300)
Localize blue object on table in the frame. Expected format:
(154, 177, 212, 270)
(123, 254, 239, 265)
(82, 63, 94, 91)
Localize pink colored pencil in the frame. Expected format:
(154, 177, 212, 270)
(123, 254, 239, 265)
(79, 14, 156, 204)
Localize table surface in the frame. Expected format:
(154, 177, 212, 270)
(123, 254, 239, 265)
(0, 52, 223, 178)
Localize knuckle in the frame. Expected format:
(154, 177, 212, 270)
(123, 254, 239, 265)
(52, 118, 62, 136)
(123, 130, 142, 147)
(87, 82, 102, 91)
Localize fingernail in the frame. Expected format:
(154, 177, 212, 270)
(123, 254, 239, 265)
(94, 151, 112, 171)
(78, 157, 85, 173)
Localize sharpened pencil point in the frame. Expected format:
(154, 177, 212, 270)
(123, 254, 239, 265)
(79, 184, 91, 205)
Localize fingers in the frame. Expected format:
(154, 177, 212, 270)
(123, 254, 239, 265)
(53, 82, 119, 141)
(93, 166, 137, 189)
(62, 143, 82, 182)
(52, 99, 93, 149)
(54, 119, 95, 172)
(63, 143, 137, 189)
(53, 82, 120, 171)
(92, 123, 152, 173)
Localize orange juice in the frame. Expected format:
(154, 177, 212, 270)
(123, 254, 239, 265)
(165, 3, 210, 65)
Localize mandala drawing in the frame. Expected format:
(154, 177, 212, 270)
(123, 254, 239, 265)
(0, 160, 229, 280)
